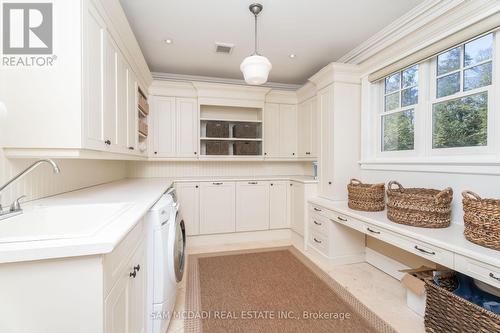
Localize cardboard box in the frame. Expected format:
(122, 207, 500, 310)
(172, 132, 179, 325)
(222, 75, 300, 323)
(400, 266, 435, 317)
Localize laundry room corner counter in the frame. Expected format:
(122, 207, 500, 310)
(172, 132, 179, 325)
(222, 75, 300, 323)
(0, 178, 173, 264)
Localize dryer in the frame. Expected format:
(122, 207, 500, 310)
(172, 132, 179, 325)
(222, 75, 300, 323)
(146, 188, 186, 333)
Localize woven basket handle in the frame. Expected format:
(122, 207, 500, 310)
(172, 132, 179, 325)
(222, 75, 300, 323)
(388, 181, 403, 192)
(350, 178, 362, 185)
(462, 190, 481, 201)
(435, 187, 453, 203)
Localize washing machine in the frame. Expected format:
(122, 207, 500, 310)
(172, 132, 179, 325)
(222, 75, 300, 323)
(147, 187, 186, 333)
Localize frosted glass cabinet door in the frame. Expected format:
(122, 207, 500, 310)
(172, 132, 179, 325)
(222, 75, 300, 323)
(152, 97, 176, 157)
(176, 98, 198, 158)
(200, 182, 236, 234)
(236, 181, 270, 232)
(269, 181, 289, 229)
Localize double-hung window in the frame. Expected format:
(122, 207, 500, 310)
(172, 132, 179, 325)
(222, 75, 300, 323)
(381, 65, 418, 152)
(431, 33, 493, 151)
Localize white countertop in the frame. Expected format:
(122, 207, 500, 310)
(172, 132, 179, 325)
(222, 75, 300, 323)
(309, 198, 500, 268)
(0, 179, 173, 264)
(171, 175, 318, 184)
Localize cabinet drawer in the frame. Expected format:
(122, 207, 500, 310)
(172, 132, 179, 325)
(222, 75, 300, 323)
(309, 213, 329, 235)
(308, 230, 329, 256)
(455, 255, 500, 289)
(103, 219, 145, 295)
(310, 204, 329, 218)
(363, 223, 454, 268)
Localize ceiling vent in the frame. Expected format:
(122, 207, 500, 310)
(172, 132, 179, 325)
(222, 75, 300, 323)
(215, 42, 234, 54)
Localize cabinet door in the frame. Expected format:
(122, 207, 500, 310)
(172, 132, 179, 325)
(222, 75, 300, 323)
(263, 103, 280, 158)
(310, 97, 319, 158)
(236, 181, 270, 232)
(115, 52, 128, 152)
(279, 104, 298, 158)
(176, 98, 198, 158)
(176, 182, 200, 235)
(84, 6, 105, 150)
(102, 32, 117, 148)
(290, 182, 305, 236)
(126, 68, 138, 151)
(269, 181, 289, 229)
(200, 182, 236, 234)
(128, 242, 147, 333)
(105, 268, 129, 333)
(318, 86, 335, 198)
(297, 100, 312, 158)
(153, 97, 176, 157)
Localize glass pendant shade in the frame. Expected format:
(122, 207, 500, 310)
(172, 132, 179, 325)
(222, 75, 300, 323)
(240, 54, 272, 85)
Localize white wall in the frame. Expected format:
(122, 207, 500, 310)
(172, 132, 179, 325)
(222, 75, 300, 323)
(0, 150, 127, 207)
(127, 161, 313, 178)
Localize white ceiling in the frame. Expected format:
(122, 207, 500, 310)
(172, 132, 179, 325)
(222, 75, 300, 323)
(119, 0, 423, 85)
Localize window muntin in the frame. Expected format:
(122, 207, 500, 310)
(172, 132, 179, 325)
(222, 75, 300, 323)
(432, 33, 493, 150)
(381, 65, 418, 152)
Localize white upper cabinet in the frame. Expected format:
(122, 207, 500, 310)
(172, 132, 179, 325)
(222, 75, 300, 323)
(279, 104, 298, 158)
(0, 0, 152, 159)
(297, 97, 318, 158)
(236, 181, 270, 232)
(152, 97, 198, 159)
(264, 103, 297, 158)
(127, 69, 138, 151)
(153, 97, 176, 157)
(176, 98, 198, 158)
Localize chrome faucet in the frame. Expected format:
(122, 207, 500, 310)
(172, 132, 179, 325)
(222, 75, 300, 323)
(0, 159, 61, 220)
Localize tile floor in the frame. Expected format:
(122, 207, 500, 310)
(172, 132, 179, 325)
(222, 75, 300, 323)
(166, 240, 424, 333)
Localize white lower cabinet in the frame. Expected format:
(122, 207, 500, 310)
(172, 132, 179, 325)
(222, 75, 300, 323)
(200, 182, 236, 234)
(290, 182, 305, 236)
(236, 181, 270, 232)
(105, 240, 147, 333)
(269, 181, 290, 229)
(175, 182, 200, 236)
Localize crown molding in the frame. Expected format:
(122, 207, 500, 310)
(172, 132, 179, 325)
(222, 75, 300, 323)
(152, 72, 302, 91)
(308, 63, 361, 90)
(337, 0, 466, 65)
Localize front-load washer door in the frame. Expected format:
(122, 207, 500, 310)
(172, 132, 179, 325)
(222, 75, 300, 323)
(173, 212, 186, 282)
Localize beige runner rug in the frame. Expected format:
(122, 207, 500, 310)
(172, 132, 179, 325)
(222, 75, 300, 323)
(184, 247, 396, 333)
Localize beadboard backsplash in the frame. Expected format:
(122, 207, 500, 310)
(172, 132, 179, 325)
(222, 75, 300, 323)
(127, 161, 314, 178)
(0, 150, 127, 206)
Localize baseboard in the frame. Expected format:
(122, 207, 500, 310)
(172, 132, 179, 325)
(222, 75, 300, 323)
(186, 229, 292, 252)
(365, 247, 410, 280)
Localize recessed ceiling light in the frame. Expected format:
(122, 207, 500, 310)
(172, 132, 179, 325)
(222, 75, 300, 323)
(163, 39, 173, 44)
(289, 54, 296, 59)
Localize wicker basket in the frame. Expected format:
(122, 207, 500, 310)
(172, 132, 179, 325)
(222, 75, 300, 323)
(462, 191, 500, 251)
(233, 123, 258, 138)
(424, 278, 500, 333)
(206, 121, 229, 138)
(347, 179, 385, 212)
(205, 141, 229, 155)
(386, 181, 453, 228)
(233, 141, 259, 155)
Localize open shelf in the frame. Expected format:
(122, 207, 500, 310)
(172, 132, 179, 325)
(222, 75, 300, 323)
(200, 118, 262, 123)
(200, 137, 262, 142)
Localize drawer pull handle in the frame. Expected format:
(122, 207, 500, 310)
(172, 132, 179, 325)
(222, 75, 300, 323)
(314, 208, 322, 212)
(489, 273, 500, 281)
(337, 216, 347, 222)
(366, 227, 380, 234)
(213, 182, 223, 185)
(134, 265, 141, 272)
(313, 221, 322, 226)
(414, 245, 436, 255)
(129, 271, 137, 278)
(248, 181, 258, 185)
(313, 238, 322, 244)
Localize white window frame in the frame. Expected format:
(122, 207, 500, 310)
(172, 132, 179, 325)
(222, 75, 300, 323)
(376, 64, 422, 159)
(427, 33, 497, 157)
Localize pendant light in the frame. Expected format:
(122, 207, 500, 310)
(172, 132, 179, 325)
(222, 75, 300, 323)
(240, 3, 272, 85)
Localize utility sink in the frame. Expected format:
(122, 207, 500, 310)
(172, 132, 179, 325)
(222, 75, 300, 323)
(0, 202, 133, 243)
